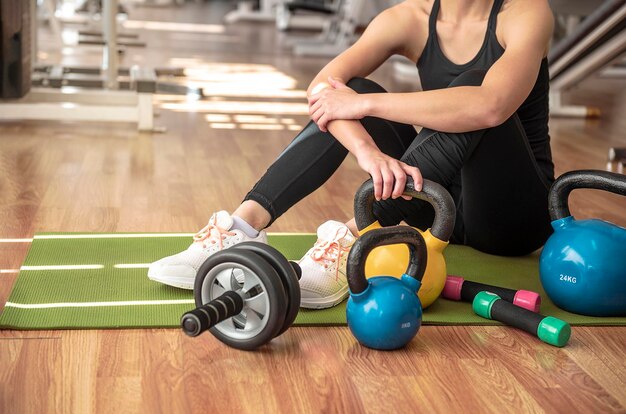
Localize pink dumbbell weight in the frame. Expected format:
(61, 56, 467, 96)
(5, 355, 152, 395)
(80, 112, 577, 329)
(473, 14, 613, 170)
(442, 275, 541, 312)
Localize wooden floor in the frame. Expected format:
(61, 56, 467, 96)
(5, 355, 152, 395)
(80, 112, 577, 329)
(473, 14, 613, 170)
(1, 2, 625, 412)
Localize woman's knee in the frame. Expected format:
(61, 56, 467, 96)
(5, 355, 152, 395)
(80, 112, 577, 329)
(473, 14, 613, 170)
(347, 77, 388, 94)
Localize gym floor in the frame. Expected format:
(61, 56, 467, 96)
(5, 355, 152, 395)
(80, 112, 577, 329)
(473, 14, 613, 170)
(1, 1, 625, 412)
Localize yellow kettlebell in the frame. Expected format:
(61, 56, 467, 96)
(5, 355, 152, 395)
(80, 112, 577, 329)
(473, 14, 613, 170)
(353, 177, 456, 308)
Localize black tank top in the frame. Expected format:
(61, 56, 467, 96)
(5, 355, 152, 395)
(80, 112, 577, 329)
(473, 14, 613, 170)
(417, 0, 554, 181)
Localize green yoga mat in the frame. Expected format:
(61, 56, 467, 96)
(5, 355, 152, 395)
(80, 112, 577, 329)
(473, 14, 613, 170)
(1, 233, 624, 330)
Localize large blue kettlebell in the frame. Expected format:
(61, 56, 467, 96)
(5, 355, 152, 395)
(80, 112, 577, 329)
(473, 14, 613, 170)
(346, 226, 428, 350)
(540, 170, 626, 316)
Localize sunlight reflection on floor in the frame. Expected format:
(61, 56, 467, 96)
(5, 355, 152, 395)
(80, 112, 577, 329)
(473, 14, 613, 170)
(206, 114, 302, 131)
(158, 60, 310, 131)
(123, 20, 225, 34)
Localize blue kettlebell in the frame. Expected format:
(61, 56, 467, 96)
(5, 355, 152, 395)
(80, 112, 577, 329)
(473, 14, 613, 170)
(346, 226, 428, 350)
(540, 170, 626, 316)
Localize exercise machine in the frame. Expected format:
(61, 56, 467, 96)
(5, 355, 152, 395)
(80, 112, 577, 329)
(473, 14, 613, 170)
(0, 0, 158, 131)
(289, 0, 363, 57)
(289, 0, 394, 57)
(1, 0, 202, 131)
(42, 0, 144, 47)
(275, 0, 336, 31)
(223, 0, 277, 24)
(548, 0, 626, 117)
(225, 0, 329, 31)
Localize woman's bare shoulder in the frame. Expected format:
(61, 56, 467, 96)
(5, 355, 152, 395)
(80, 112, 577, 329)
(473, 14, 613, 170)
(394, 0, 432, 19)
(499, 0, 553, 30)
(498, 0, 554, 50)
(379, 0, 431, 60)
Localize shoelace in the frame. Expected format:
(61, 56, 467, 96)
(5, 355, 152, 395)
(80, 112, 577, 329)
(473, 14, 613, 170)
(309, 227, 353, 280)
(193, 215, 236, 249)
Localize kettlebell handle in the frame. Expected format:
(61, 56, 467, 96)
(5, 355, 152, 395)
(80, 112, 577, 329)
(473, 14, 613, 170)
(354, 177, 456, 242)
(549, 170, 626, 220)
(347, 226, 428, 295)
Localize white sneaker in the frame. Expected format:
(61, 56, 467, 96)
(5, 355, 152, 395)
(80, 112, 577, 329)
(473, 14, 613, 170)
(148, 211, 267, 289)
(299, 220, 356, 309)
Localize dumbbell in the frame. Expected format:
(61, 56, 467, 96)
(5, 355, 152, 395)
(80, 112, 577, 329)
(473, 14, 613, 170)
(442, 275, 541, 312)
(181, 242, 301, 351)
(473, 291, 571, 347)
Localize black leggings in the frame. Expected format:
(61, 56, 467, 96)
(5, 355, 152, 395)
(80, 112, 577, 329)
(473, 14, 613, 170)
(244, 71, 555, 256)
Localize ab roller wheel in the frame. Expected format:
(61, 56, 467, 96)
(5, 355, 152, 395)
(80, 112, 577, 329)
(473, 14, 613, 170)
(181, 242, 301, 351)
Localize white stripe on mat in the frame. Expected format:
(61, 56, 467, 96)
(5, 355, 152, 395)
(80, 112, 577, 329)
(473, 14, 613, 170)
(33, 232, 315, 239)
(268, 232, 316, 236)
(21, 265, 105, 271)
(21, 264, 168, 270)
(1, 269, 20, 274)
(5, 299, 195, 309)
(34, 233, 195, 239)
(113, 264, 151, 269)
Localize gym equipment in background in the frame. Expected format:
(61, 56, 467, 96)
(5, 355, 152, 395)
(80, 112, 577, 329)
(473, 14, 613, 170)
(607, 147, 626, 173)
(0, 0, 201, 131)
(276, 0, 339, 31)
(181, 242, 301, 350)
(43, 0, 145, 47)
(609, 147, 626, 162)
(442, 275, 541, 313)
(289, 0, 365, 57)
(224, 0, 377, 39)
(346, 226, 428, 350)
(0, 0, 32, 99)
(548, 0, 626, 118)
(0, 0, 157, 130)
(224, 0, 279, 24)
(37, 0, 199, 95)
(226, 0, 388, 57)
(473, 291, 571, 347)
(225, 0, 328, 30)
(540, 170, 626, 317)
(354, 177, 456, 309)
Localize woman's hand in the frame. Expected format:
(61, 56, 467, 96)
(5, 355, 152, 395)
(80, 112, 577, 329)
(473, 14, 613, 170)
(355, 146, 423, 201)
(308, 77, 368, 132)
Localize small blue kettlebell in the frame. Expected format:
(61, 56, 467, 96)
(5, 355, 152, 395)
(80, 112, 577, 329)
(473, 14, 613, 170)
(346, 226, 428, 350)
(540, 170, 626, 316)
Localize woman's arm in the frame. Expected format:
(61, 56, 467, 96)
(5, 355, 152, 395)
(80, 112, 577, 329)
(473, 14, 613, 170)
(311, 0, 554, 133)
(308, 3, 427, 200)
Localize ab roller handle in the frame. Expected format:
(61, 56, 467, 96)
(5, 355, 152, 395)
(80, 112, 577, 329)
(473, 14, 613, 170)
(473, 291, 571, 347)
(181, 291, 244, 337)
(443, 275, 541, 312)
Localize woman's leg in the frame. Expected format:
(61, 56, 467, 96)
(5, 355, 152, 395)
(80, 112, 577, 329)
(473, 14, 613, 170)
(237, 78, 418, 308)
(460, 116, 554, 255)
(241, 77, 417, 228)
(148, 78, 417, 292)
(372, 70, 554, 255)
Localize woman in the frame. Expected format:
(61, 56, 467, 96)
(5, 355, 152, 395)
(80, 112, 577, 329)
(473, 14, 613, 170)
(149, 0, 555, 310)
